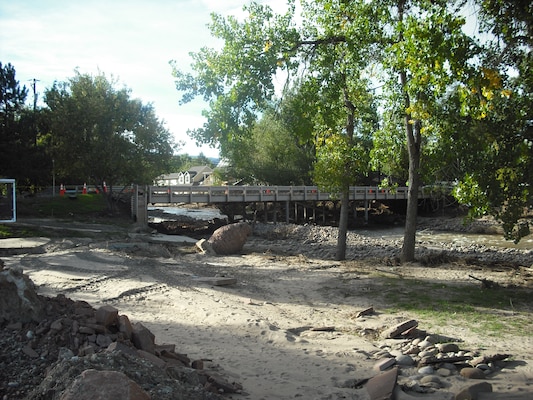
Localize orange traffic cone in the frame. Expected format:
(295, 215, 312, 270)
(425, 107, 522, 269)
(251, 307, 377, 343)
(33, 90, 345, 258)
(82, 183, 87, 194)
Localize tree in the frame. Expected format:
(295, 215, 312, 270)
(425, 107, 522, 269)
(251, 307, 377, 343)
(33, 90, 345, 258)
(447, 0, 533, 242)
(172, 0, 482, 261)
(172, 1, 380, 259)
(229, 87, 316, 185)
(373, 0, 479, 261)
(0, 62, 51, 190)
(44, 71, 176, 211)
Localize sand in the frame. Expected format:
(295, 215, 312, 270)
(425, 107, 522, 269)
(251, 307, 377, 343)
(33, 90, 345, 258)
(4, 220, 533, 399)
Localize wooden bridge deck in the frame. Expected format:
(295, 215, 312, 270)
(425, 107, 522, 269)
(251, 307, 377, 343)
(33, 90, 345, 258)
(147, 185, 432, 204)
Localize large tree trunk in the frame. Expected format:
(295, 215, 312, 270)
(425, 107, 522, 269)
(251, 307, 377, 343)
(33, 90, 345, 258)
(335, 190, 350, 261)
(401, 119, 421, 262)
(335, 81, 356, 261)
(397, 1, 421, 263)
(399, 71, 421, 262)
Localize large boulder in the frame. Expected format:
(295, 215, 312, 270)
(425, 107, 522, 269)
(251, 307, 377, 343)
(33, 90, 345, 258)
(203, 222, 252, 255)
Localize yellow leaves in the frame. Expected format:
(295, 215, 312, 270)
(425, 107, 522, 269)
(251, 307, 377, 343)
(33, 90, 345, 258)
(501, 89, 512, 98)
(405, 103, 430, 121)
(263, 40, 272, 52)
(482, 67, 502, 89)
(481, 86, 494, 101)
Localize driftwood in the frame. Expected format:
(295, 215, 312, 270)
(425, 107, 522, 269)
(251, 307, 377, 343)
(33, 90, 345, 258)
(469, 274, 500, 289)
(418, 355, 472, 366)
(309, 326, 335, 332)
(355, 306, 375, 318)
(288, 326, 335, 335)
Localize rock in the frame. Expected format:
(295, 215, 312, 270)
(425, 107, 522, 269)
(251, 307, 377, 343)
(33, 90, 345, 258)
(381, 319, 418, 339)
(419, 348, 437, 358)
(137, 349, 166, 368)
(455, 381, 493, 400)
(131, 322, 155, 354)
(438, 343, 460, 353)
(60, 369, 151, 400)
(106, 341, 138, 356)
(374, 357, 396, 371)
(195, 238, 216, 255)
(395, 354, 415, 366)
(366, 367, 398, 400)
(417, 336, 434, 349)
(119, 315, 133, 340)
(96, 333, 113, 348)
(437, 367, 452, 377)
(460, 367, 486, 379)
(418, 366, 434, 375)
(420, 375, 442, 388)
(22, 344, 39, 358)
(0, 267, 44, 322)
(206, 222, 252, 255)
(95, 305, 119, 327)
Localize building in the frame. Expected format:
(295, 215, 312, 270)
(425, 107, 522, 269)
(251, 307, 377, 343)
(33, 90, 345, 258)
(155, 165, 214, 186)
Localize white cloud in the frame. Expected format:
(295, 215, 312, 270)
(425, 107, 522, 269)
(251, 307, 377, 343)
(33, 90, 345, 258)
(0, 0, 290, 158)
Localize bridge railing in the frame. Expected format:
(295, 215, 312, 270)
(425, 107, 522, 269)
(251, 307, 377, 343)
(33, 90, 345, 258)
(147, 185, 418, 204)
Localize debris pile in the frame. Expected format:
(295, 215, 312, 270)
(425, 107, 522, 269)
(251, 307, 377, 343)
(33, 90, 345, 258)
(364, 318, 513, 400)
(0, 266, 241, 399)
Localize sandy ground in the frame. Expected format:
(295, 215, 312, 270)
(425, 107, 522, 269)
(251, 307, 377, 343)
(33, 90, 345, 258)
(3, 219, 533, 399)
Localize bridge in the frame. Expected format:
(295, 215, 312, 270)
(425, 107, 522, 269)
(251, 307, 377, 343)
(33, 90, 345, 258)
(132, 185, 444, 225)
(146, 185, 425, 204)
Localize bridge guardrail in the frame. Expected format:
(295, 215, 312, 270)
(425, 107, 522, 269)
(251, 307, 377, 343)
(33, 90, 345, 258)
(146, 185, 421, 205)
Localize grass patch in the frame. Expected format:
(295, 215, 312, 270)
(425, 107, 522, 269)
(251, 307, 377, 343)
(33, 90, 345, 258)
(375, 276, 533, 337)
(1, 194, 132, 238)
(17, 194, 108, 219)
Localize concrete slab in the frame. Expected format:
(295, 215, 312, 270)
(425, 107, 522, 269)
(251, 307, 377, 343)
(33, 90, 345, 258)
(0, 237, 50, 249)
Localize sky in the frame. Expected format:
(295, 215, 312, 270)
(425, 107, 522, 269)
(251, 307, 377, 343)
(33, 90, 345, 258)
(0, 0, 287, 158)
(1, 1, 485, 159)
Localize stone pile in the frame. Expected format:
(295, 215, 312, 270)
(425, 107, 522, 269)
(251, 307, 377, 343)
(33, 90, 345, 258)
(0, 266, 241, 399)
(367, 319, 512, 400)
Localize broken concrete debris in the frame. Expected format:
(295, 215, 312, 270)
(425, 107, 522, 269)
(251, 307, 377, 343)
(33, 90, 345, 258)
(0, 266, 241, 399)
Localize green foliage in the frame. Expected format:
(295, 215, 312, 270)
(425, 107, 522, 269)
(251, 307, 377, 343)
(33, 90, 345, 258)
(171, 1, 299, 157)
(0, 62, 50, 190)
(44, 71, 176, 190)
(232, 108, 314, 185)
(439, 0, 533, 243)
(171, 0, 532, 254)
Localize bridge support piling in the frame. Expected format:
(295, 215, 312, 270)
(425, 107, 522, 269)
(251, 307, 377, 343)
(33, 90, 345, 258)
(364, 200, 369, 224)
(285, 201, 290, 223)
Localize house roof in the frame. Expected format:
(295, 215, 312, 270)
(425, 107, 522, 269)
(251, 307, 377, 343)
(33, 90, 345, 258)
(157, 166, 213, 182)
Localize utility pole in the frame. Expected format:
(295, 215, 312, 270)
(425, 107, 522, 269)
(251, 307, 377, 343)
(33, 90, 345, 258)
(29, 78, 40, 111)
